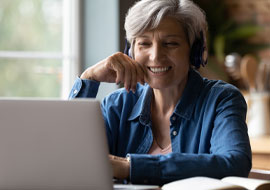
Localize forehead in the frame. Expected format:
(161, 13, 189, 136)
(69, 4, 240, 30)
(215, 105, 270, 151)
(139, 17, 187, 38)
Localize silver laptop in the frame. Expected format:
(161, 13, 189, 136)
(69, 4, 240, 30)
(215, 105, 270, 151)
(0, 99, 113, 190)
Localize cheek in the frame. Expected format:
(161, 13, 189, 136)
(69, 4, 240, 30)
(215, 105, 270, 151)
(134, 50, 147, 64)
(172, 50, 190, 65)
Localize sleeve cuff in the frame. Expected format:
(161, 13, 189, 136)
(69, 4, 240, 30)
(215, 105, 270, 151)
(68, 77, 100, 99)
(129, 154, 161, 185)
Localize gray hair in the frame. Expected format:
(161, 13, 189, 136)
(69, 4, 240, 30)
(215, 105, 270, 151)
(124, 0, 208, 57)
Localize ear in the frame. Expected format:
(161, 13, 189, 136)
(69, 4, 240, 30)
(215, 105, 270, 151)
(190, 31, 208, 69)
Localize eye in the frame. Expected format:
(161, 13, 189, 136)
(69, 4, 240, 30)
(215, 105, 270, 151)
(138, 41, 151, 46)
(164, 42, 179, 46)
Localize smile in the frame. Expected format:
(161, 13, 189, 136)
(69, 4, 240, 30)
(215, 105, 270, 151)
(148, 66, 171, 74)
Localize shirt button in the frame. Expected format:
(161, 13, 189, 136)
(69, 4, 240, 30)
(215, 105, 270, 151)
(172, 116, 176, 121)
(172, 130, 177, 136)
(73, 89, 78, 94)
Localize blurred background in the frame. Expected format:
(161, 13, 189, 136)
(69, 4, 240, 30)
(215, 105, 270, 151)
(0, 0, 270, 100)
(1, 0, 269, 172)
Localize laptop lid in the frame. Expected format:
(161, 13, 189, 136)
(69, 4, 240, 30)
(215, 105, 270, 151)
(0, 99, 113, 190)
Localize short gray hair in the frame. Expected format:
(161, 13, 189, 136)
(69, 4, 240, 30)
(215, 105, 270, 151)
(124, 0, 208, 56)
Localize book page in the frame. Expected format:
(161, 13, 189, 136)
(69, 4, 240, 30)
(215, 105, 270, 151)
(162, 177, 245, 190)
(222, 177, 270, 190)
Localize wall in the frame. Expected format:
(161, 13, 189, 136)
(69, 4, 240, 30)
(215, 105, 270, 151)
(119, 0, 136, 52)
(82, 0, 119, 100)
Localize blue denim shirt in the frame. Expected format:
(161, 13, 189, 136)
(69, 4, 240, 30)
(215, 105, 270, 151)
(69, 69, 251, 185)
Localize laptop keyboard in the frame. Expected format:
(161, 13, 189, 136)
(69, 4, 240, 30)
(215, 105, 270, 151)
(113, 184, 160, 190)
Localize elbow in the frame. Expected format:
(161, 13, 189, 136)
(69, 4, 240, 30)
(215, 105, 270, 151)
(227, 151, 252, 177)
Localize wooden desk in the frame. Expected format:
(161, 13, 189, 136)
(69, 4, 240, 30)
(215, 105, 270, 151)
(250, 136, 270, 170)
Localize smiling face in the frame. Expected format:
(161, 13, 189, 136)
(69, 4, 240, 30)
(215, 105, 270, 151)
(134, 17, 190, 90)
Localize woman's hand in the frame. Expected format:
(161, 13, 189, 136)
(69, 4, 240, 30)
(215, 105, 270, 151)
(109, 154, 130, 179)
(80, 52, 145, 92)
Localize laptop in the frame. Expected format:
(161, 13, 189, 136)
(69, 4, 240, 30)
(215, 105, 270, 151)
(0, 99, 113, 190)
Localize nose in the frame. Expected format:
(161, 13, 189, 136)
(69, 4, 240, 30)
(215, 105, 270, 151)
(149, 43, 164, 63)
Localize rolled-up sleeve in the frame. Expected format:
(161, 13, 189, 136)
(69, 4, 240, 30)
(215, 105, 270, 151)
(128, 86, 251, 185)
(68, 77, 100, 99)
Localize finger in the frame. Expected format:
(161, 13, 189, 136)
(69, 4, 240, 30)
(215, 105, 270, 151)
(123, 54, 144, 88)
(123, 63, 132, 92)
(131, 59, 146, 85)
(135, 62, 145, 85)
(108, 154, 115, 160)
(131, 63, 137, 93)
(107, 56, 125, 84)
(114, 63, 125, 85)
(127, 61, 137, 93)
(115, 56, 132, 92)
(141, 64, 147, 84)
(119, 55, 137, 92)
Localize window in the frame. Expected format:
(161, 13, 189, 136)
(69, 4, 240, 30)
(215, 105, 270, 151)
(0, 0, 81, 99)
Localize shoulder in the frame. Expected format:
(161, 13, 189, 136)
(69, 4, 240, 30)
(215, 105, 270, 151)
(189, 69, 241, 96)
(189, 69, 244, 101)
(201, 76, 242, 97)
(200, 77, 247, 110)
(102, 83, 147, 109)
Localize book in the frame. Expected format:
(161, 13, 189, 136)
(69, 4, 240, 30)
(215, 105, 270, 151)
(161, 176, 270, 190)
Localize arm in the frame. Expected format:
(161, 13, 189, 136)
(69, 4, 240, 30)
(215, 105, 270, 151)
(128, 88, 251, 185)
(68, 77, 100, 99)
(109, 155, 130, 180)
(68, 52, 145, 99)
(68, 52, 145, 179)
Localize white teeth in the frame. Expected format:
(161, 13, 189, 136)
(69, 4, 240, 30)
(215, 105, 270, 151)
(149, 67, 169, 73)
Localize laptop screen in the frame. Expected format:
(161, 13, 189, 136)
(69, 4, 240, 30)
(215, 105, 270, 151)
(0, 99, 113, 190)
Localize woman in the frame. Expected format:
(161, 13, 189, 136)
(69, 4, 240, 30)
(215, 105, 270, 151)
(69, 0, 251, 185)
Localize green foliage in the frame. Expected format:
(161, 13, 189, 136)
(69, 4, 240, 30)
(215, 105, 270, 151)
(0, 0, 63, 98)
(222, 22, 270, 56)
(213, 23, 263, 62)
(0, 59, 62, 97)
(194, 0, 266, 62)
(0, 0, 62, 51)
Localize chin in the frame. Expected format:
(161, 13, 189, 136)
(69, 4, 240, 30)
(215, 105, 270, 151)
(147, 81, 170, 90)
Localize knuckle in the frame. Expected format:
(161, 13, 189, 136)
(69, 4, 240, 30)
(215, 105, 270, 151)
(106, 56, 114, 64)
(114, 52, 123, 57)
(130, 62, 136, 69)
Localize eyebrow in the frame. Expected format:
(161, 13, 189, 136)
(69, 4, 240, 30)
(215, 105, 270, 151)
(137, 34, 183, 39)
(137, 35, 150, 39)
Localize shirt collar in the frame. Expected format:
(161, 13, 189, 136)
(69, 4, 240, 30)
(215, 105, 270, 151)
(173, 69, 204, 120)
(128, 84, 152, 124)
(128, 68, 204, 122)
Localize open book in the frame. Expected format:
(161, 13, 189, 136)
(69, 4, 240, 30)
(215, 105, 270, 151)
(161, 176, 270, 190)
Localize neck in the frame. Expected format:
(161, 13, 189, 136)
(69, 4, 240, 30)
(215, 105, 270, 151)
(152, 81, 186, 116)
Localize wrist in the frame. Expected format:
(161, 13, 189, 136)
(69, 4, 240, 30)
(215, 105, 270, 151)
(123, 160, 130, 180)
(125, 155, 131, 179)
(80, 68, 95, 80)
